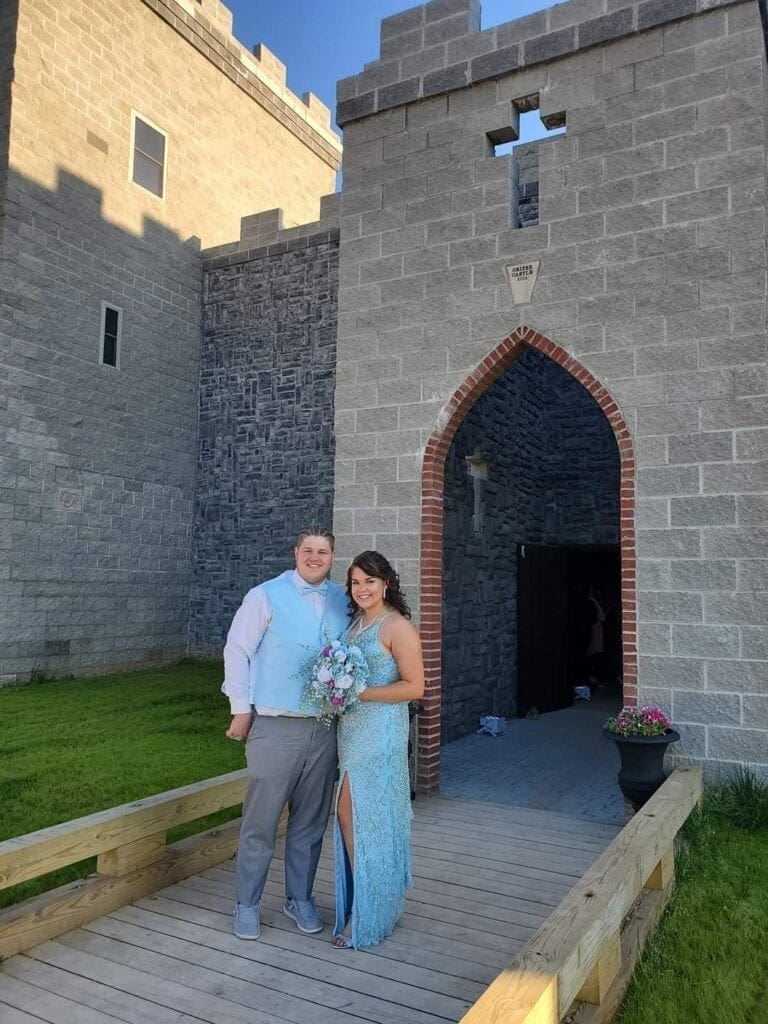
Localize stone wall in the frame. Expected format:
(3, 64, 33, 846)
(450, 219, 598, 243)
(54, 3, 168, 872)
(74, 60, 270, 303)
(333, 0, 768, 783)
(0, 170, 201, 680)
(539, 356, 621, 546)
(515, 141, 541, 228)
(9, 0, 339, 250)
(442, 347, 620, 740)
(0, 0, 340, 681)
(0, 0, 16, 242)
(190, 217, 340, 656)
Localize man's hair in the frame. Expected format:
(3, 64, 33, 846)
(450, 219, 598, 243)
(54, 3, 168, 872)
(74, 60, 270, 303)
(295, 526, 335, 551)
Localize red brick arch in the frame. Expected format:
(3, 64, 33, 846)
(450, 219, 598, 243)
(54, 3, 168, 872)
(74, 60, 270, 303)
(417, 325, 637, 796)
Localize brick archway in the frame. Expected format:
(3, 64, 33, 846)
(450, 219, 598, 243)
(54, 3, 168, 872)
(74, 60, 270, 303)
(417, 325, 637, 796)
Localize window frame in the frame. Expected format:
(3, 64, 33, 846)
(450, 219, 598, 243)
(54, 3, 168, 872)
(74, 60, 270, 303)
(129, 110, 168, 200)
(99, 301, 123, 369)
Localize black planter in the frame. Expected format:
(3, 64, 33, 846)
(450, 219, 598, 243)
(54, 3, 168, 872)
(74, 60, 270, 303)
(603, 728, 680, 810)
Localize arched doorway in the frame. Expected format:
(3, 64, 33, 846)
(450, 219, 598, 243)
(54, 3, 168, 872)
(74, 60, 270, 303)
(417, 326, 636, 797)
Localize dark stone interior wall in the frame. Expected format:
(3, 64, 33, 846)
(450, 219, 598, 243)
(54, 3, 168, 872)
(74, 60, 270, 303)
(514, 141, 540, 229)
(441, 347, 620, 742)
(189, 234, 339, 656)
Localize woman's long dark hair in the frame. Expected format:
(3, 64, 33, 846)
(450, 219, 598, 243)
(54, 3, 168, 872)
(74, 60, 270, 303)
(347, 550, 411, 620)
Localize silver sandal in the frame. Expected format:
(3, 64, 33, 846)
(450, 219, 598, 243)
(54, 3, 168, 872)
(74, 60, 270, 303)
(332, 914, 353, 949)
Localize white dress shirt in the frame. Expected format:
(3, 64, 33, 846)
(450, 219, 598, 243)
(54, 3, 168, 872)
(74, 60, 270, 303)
(221, 570, 327, 716)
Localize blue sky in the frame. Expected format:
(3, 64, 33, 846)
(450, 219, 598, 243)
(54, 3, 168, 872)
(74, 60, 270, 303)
(226, 1, 552, 136)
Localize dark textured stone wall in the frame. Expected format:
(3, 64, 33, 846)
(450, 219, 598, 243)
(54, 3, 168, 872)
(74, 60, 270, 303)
(442, 350, 547, 741)
(442, 347, 620, 741)
(189, 233, 339, 655)
(515, 141, 540, 229)
(539, 363, 622, 547)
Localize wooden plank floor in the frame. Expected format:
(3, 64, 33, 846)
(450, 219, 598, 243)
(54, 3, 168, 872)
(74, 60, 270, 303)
(0, 798, 620, 1024)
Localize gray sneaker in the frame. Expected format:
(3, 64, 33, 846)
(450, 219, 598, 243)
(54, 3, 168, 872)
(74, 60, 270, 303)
(282, 898, 324, 934)
(233, 902, 261, 939)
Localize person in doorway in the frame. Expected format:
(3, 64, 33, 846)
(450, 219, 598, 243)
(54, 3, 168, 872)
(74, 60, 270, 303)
(585, 586, 607, 686)
(222, 527, 350, 940)
(332, 551, 425, 949)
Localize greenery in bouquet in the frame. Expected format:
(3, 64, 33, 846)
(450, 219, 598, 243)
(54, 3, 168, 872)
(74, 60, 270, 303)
(301, 639, 369, 727)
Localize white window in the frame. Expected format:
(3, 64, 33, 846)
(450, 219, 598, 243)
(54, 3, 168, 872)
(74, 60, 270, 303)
(131, 113, 167, 198)
(100, 302, 122, 368)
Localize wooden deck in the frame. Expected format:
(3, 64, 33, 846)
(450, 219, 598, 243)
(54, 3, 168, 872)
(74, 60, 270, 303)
(0, 797, 620, 1024)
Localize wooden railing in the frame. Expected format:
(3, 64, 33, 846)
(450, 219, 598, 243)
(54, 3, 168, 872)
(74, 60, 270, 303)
(1, 759, 702, 1024)
(0, 769, 266, 959)
(461, 765, 703, 1024)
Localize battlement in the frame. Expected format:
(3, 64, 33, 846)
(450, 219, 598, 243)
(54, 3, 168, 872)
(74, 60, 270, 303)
(147, 0, 341, 166)
(201, 193, 341, 266)
(336, 0, 747, 125)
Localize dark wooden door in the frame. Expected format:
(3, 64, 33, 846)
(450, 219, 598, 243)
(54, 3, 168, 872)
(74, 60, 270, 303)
(516, 543, 570, 716)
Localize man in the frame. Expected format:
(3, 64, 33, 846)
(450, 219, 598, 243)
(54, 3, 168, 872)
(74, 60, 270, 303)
(222, 527, 349, 940)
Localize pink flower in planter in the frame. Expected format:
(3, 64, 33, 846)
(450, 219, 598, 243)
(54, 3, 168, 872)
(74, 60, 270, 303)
(604, 705, 671, 737)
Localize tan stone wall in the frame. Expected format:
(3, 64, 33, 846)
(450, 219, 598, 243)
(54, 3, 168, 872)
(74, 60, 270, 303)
(9, 0, 339, 248)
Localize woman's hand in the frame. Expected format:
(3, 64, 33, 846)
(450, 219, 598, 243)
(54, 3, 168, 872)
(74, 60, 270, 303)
(226, 713, 252, 739)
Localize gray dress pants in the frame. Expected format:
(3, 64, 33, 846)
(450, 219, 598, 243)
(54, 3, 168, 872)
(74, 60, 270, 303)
(235, 714, 337, 908)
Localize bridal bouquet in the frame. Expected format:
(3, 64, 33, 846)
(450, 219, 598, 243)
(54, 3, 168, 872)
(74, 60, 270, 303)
(301, 639, 369, 727)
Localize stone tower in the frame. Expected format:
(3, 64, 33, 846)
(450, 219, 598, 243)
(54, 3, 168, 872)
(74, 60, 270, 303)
(333, 0, 767, 790)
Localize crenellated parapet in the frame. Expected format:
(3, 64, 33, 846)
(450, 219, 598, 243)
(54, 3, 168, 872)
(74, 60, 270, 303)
(202, 193, 341, 267)
(336, 0, 747, 126)
(145, 0, 341, 167)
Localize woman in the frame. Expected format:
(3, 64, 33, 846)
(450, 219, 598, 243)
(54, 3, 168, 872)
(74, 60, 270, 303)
(332, 551, 424, 949)
(586, 586, 607, 686)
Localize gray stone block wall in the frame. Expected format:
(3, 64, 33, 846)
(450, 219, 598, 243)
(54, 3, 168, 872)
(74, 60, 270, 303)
(332, 0, 768, 777)
(189, 229, 339, 655)
(0, 170, 201, 681)
(442, 347, 619, 740)
(0, 0, 16, 244)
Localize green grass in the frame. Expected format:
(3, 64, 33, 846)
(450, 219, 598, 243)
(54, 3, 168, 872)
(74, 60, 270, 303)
(0, 660, 246, 908)
(618, 774, 768, 1024)
(5, 665, 768, 1024)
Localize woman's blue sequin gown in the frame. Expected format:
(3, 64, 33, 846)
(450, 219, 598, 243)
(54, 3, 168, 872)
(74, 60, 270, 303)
(333, 618, 412, 948)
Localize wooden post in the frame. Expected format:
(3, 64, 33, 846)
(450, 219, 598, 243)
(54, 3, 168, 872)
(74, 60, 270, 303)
(460, 971, 558, 1024)
(96, 833, 166, 877)
(646, 843, 675, 891)
(577, 929, 622, 1005)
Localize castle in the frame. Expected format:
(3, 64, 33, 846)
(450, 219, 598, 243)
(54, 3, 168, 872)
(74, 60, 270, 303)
(2, 0, 767, 790)
(0, 0, 340, 677)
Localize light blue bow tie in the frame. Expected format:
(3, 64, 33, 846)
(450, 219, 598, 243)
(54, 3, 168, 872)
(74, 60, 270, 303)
(301, 581, 328, 596)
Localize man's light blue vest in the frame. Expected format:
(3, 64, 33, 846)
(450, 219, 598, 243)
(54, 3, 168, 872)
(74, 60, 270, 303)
(250, 571, 350, 712)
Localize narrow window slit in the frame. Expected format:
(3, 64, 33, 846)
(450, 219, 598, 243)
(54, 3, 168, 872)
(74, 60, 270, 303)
(100, 302, 122, 368)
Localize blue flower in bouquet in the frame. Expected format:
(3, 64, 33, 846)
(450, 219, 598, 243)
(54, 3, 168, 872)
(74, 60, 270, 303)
(301, 638, 369, 727)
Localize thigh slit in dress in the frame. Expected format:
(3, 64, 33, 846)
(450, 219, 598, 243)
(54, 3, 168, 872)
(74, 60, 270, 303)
(333, 619, 412, 949)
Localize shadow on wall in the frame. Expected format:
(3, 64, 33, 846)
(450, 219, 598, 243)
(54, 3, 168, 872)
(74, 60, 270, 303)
(0, 165, 203, 683)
